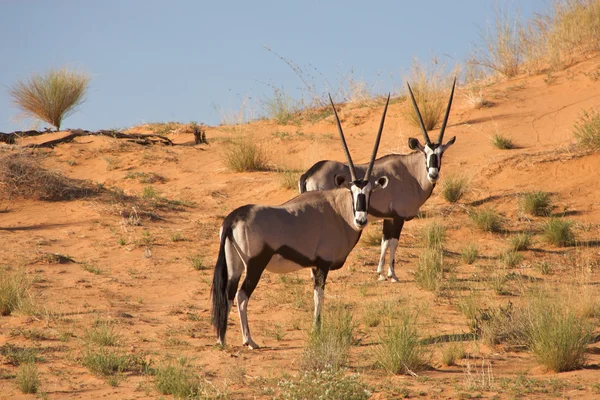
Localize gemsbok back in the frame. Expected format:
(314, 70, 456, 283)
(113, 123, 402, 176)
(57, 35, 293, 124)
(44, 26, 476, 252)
(211, 94, 391, 349)
(299, 79, 456, 282)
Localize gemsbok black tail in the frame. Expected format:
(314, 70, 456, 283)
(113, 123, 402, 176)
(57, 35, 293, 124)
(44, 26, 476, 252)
(211, 222, 232, 344)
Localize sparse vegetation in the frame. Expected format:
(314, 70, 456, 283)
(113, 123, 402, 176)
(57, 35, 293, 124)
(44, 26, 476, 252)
(221, 136, 270, 172)
(460, 243, 478, 265)
(542, 218, 574, 246)
(261, 86, 299, 125)
(491, 132, 515, 149)
(441, 175, 469, 203)
(278, 367, 370, 400)
(278, 169, 301, 190)
(470, 207, 503, 232)
(125, 171, 167, 184)
(84, 321, 121, 346)
(0, 152, 98, 201)
(81, 347, 147, 378)
(188, 254, 207, 271)
(300, 306, 355, 371)
(361, 224, 382, 247)
(374, 312, 428, 375)
(521, 191, 552, 216)
(574, 108, 600, 150)
(419, 221, 446, 250)
(15, 363, 40, 394)
(8, 66, 90, 130)
(441, 343, 465, 366)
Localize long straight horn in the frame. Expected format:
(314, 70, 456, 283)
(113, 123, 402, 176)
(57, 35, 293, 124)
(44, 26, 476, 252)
(329, 94, 357, 182)
(364, 93, 390, 181)
(406, 82, 432, 145)
(437, 77, 456, 144)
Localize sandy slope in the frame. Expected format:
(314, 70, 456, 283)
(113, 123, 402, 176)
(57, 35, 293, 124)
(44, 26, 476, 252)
(1, 55, 600, 399)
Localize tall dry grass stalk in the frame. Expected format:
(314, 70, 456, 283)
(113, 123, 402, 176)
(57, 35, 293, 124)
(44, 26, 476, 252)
(9, 67, 90, 130)
(403, 58, 454, 130)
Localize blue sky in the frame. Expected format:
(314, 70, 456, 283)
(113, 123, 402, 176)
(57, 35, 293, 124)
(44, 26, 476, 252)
(0, 1, 547, 131)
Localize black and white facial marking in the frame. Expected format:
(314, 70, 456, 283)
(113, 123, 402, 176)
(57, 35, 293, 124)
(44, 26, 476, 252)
(337, 176, 389, 229)
(408, 136, 456, 184)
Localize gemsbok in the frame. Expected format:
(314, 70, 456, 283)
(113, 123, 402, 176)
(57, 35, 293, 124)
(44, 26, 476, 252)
(299, 79, 456, 282)
(211, 94, 391, 349)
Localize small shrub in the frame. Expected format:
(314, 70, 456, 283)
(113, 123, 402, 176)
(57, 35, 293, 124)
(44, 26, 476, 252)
(542, 218, 574, 246)
(460, 244, 478, 265)
(300, 306, 355, 371)
(510, 233, 532, 251)
(419, 221, 446, 250)
(154, 358, 203, 399)
(15, 363, 40, 394)
(0, 268, 34, 316)
(441, 175, 469, 203)
(470, 208, 503, 232)
(491, 133, 514, 149)
(414, 249, 444, 292)
(84, 321, 121, 346)
(521, 191, 552, 216)
(374, 313, 428, 375)
(278, 367, 370, 400)
(574, 108, 600, 150)
(501, 250, 524, 268)
(221, 136, 270, 172)
(8, 66, 90, 130)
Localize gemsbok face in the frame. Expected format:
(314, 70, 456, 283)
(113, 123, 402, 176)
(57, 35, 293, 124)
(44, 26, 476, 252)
(407, 78, 457, 184)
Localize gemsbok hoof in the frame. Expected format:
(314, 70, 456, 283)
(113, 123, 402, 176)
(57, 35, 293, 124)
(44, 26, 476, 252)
(245, 340, 260, 350)
(378, 275, 387, 281)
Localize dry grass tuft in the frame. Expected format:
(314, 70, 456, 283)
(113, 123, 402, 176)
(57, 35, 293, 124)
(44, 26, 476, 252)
(9, 66, 89, 130)
(441, 175, 469, 203)
(574, 108, 600, 150)
(221, 136, 270, 172)
(521, 191, 552, 216)
(403, 58, 453, 131)
(0, 268, 35, 316)
(0, 151, 99, 201)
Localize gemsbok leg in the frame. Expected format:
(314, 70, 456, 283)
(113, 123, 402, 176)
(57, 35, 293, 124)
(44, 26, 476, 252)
(376, 217, 405, 282)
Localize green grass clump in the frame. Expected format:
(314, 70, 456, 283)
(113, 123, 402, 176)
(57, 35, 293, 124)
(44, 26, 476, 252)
(501, 250, 524, 268)
(542, 218, 574, 246)
(419, 221, 446, 250)
(300, 306, 355, 371)
(188, 255, 207, 271)
(460, 243, 478, 265)
(125, 171, 167, 184)
(0, 268, 34, 316)
(1, 344, 39, 365)
(528, 296, 592, 372)
(15, 363, 40, 394)
(491, 133, 515, 149)
(414, 250, 444, 293)
(278, 367, 370, 400)
(521, 191, 552, 216)
(373, 313, 428, 375)
(361, 224, 382, 247)
(81, 347, 148, 378)
(441, 175, 469, 203)
(8, 66, 90, 130)
(574, 108, 600, 150)
(510, 233, 532, 251)
(221, 136, 270, 172)
(470, 208, 503, 232)
(84, 321, 121, 346)
(154, 358, 203, 399)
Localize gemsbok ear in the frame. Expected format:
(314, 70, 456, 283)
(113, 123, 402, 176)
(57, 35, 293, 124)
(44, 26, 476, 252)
(408, 137, 424, 152)
(442, 136, 456, 150)
(334, 174, 348, 188)
(373, 176, 389, 190)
